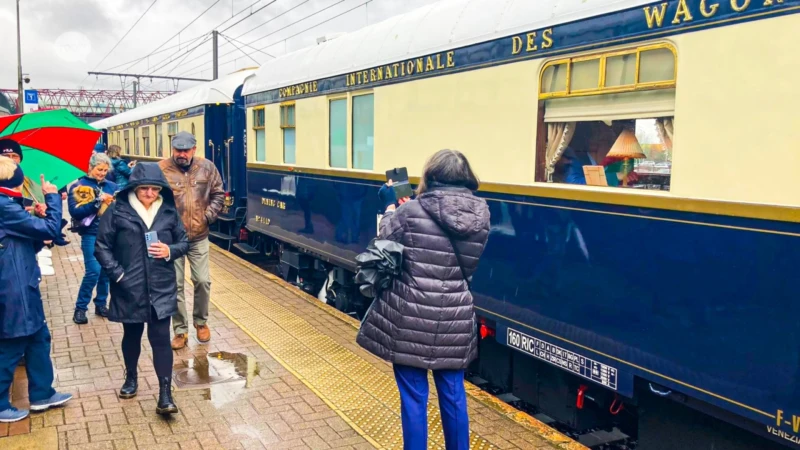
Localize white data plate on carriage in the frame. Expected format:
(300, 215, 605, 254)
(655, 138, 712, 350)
(507, 327, 618, 390)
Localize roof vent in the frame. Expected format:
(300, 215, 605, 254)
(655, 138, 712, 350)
(317, 33, 345, 45)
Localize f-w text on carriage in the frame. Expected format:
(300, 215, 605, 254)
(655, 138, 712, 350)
(345, 51, 456, 88)
(644, 0, 786, 28)
(279, 81, 319, 99)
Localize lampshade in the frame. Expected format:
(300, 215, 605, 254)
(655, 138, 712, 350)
(606, 130, 646, 159)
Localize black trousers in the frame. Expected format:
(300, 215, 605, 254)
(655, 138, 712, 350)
(121, 308, 172, 379)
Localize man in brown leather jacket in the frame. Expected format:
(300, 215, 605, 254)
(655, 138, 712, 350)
(159, 131, 224, 350)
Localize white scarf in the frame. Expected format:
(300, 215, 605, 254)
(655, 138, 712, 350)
(128, 191, 163, 229)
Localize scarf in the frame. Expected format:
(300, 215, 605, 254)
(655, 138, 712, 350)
(128, 191, 163, 230)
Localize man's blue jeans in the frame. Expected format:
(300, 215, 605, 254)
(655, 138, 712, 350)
(76, 234, 108, 311)
(0, 325, 56, 411)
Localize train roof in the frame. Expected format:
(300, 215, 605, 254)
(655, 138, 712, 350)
(92, 68, 258, 129)
(243, 0, 651, 96)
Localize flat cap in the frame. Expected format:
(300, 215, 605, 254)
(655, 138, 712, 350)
(171, 131, 197, 150)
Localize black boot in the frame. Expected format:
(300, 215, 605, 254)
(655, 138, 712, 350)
(155, 377, 178, 415)
(119, 369, 138, 399)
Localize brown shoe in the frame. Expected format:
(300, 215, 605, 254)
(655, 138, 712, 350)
(171, 334, 187, 350)
(195, 324, 211, 343)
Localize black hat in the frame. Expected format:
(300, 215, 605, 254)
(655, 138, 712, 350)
(0, 139, 22, 162)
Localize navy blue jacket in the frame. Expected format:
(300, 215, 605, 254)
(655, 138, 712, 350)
(68, 176, 118, 236)
(0, 192, 62, 339)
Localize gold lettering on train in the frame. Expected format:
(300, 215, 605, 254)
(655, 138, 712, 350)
(512, 28, 554, 54)
(541, 28, 554, 49)
(527, 32, 538, 52)
(730, 0, 751, 10)
(644, 3, 669, 28)
(672, 0, 695, 23)
(763, 0, 783, 5)
(278, 81, 319, 99)
(700, 0, 720, 17)
(778, 410, 784, 427)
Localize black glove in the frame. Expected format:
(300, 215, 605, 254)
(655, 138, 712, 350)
(378, 184, 395, 212)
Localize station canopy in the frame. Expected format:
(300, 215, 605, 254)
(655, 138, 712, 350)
(243, 0, 650, 96)
(92, 68, 258, 130)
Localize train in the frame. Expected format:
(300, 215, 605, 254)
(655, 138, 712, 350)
(93, 0, 800, 448)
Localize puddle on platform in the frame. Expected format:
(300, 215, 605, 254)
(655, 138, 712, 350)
(173, 351, 259, 408)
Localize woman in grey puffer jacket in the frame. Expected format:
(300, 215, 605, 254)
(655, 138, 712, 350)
(357, 149, 490, 450)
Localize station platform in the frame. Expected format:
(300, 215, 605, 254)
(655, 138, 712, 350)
(1, 226, 585, 450)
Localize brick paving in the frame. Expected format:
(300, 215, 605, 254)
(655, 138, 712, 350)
(1, 214, 582, 450)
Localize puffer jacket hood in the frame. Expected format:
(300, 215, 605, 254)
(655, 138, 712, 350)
(418, 187, 491, 239)
(118, 162, 174, 204)
(356, 186, 490, 371)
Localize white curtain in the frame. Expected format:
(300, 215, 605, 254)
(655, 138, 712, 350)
(655, 117, 674, 151)
(545, 122, 577, 182)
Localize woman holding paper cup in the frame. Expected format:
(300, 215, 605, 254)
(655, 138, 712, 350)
(94, 162, 188, 415)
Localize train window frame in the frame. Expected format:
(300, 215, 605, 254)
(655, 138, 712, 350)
(538, 43, 677, 100)
(252, 106, 266, 162)
(155, 124, 163, 158)
(328, 96, 348, 169)
(123, 129, 130, 155)
(133, 127, 140, 156)
(142, 126, 151, 157)
(280, 102, 296, 165)
(167, 122, 178, 151)
(351, 93, 375, 171)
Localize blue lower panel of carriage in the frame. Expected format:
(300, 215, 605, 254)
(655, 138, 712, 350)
(246, 166, 800, 440)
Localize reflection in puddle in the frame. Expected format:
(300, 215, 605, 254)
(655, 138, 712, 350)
(173, 351, 259, 408)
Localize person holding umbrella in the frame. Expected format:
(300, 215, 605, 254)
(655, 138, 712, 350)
(94, 163, 188, 414)
(0, 158, 73, 423)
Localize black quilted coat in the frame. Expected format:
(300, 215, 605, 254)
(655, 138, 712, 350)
(356, 185, 490, 370)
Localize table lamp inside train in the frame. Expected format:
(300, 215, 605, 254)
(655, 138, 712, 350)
(605, 129, 646, 187)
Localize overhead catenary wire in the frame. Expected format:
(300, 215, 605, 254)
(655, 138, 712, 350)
(219, 33, 276, 59)
(81, 0, 160, 87)
(219, 0, 279, 33)
(220, 34, 262, 66)
(180, 0, 372, 79)
(175, 0, 351, 78)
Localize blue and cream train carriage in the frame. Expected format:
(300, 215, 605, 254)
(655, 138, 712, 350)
(92, 68, 257, 220)
(238, 0, 800, 448)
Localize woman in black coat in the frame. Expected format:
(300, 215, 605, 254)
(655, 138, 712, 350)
(357, 149, 490, 450)
(95, 163, 188, 415)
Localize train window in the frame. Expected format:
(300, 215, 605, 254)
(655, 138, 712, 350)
(155, 124, 163, 158)
(124, 130, 129, 154)
(329, 99, 347, 168)
(142, 126, 151, 156)
(253, 108, 266, 162)
(539, 43, 676, 99)
(352, 94, 374, 170)
(133, 127, 140, 156)
(280, 104, 296, 164)
(167, 122, 178, 150)
(191, 123, 196, 137)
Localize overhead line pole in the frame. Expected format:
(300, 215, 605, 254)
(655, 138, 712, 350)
(213, 30, 219, 80)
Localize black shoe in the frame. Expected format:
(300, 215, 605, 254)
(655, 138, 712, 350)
(155, 377, 178, 415)
(119, 369, 138, 399)
(73, 310, 88, 325)
(95, 304, 109, 318)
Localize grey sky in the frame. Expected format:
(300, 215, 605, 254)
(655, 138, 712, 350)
(0, 0, 440, 93)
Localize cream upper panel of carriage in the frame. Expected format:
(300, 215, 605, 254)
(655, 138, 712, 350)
(243, 0, 656, 96)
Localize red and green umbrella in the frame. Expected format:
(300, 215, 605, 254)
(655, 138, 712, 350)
(0, 109, 100, 189)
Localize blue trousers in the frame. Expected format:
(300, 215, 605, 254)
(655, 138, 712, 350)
(393, 364, 470, 450)
(0, 325, 56, 411)
(76, 234, 108, 311)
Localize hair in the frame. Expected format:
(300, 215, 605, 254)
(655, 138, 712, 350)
(416, 149, 480, 195)
(107, 145, 122, 159)
(0, 156, 17, 180)
(88, 152, 112, 172)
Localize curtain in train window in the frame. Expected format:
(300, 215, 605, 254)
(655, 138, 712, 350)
(329, 99, 347, 168)
(167, 122, 178, 150)
(352, 94, 374, 170)
(253, 108, 266, 162)
(124, 130, 130, 154)
(155, 124, 163, 157)
(281, 104, 296, 164)
(142, 126, 151, 156)
(133, 128, 139, 155)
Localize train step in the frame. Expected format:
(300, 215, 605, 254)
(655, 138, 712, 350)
(209, 231, 237, 241)
(233, 243, 260, 256)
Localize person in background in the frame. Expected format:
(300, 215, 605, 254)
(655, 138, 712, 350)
(357, 149, 491, 450)
(93, 143, 106, 154)
(68, 153, 117, 325)
(0, 158, 72, 423)
(159, 131, 224, 350)
(107, 145, 134, 191)
(0, 139, 45, 217)
(95, 163, 188, 415)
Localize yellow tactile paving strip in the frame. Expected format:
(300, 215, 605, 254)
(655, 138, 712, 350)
(203, 247, 587, 450)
